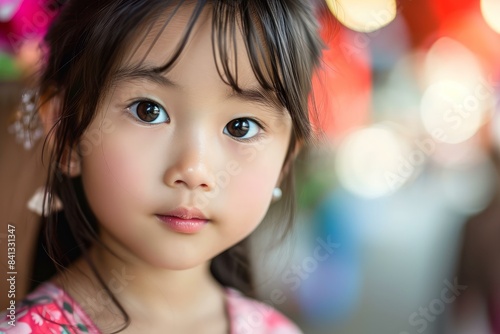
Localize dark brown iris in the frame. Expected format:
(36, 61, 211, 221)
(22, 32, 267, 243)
(136, 101, 161, 122)
(226, 119, 250, 137)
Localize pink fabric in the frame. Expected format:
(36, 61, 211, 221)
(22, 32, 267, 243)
(0, 282, 302, 333)
(225, 288, 303, 334)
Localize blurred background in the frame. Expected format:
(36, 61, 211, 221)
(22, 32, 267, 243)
(1, 0, 500, 333)
(251, 1, 500, 334)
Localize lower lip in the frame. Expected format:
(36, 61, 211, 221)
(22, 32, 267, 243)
(156, 215, 208, 234)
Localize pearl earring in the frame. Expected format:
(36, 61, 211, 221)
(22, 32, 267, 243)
(272, 187, 282, 202)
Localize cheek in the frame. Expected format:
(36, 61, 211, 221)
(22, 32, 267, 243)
(219, 168, 274, 240)
(79, 130, 159, 217)
(220, 145, 287, 237)
(241, 173, 274, 218)
(100, 147, 146, 190)
(235, 170, 274, 201)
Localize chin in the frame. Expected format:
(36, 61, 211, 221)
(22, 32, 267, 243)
(145, 254, 209, 271)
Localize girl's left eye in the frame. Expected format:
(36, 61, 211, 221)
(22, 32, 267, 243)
(127, 100, 169, 124)
(223, 118, 261, 140)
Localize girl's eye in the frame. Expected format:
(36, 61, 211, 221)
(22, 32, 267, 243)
(223, 118, 261, 140)
(127, 100, 169, 124)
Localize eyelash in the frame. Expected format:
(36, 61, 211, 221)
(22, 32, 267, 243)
(124, 98, 168, 127)
(123, 98, 267, 142)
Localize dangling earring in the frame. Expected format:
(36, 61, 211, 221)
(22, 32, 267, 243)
(272, 187, 282, 202)
(27, 187, 63, 217)
(8, 90, 44, 150)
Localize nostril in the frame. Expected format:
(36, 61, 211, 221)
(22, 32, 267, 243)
(165, 165, 215, 190)
(172, 179, 211, 190)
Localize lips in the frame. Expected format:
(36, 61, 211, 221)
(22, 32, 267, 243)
(158, 207, 208, 220)
(156, 207, 209, 234)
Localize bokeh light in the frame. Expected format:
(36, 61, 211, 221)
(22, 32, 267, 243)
(419, 37, 493, 144)
(422, 37, 484, 87)
(420, 80, 490, 144)
(326, 0, 397, 33)
(481, 0, 500, 34)
(335, 125, 413, 198)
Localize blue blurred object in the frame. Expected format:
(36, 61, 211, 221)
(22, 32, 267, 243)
(369, 15, 410, 72)
(296, 189, 362, 325)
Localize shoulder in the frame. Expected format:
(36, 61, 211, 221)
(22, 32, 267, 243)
(225, 288, 303, 334)
(0, 282, 97, 334)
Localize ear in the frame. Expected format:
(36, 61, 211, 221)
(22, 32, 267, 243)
(38, 93, 82, 177)
(38, 93, 60, 142)
(276, 139, 303, 186)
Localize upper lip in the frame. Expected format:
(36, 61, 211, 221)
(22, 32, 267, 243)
(157, 207, 208, 220)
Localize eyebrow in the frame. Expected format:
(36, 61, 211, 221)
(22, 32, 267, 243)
(113, 65, 177, 87)
(112, 65, 284, 113)
(227, 87, 283, 112)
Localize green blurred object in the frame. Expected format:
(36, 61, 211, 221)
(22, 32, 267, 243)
(295, 150, 338, 211)
(0, 53, 21, 81)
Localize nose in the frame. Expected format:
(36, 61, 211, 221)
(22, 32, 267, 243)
(163, 133, 216, 192)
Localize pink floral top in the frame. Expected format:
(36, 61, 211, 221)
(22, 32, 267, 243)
(0, 282, 302, 334)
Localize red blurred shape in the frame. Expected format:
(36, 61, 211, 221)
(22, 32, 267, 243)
(431, 0, 479, 20)
(438, 10, 500, 74)
(309, 8, 371, 143)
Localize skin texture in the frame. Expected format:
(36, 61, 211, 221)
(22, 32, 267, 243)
(50, 6, 293, 333)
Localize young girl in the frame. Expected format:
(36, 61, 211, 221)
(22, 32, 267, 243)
(1, 0, 323, 333)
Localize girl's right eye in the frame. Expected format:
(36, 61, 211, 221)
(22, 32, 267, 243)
(127, 100, 169, 124)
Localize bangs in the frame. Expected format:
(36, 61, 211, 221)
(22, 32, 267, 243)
(211, 0, 323, 143)
(42, 0, 321, 150)
(108, 0, 322, 142)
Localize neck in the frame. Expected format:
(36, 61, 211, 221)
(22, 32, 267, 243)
(98, 246, 217, 305)
(55, 244, 226, 328)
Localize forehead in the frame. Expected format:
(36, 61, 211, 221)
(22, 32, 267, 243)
(119, 4, 259, 89)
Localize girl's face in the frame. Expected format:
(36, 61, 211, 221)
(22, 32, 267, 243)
(78, 8, 293, 270)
